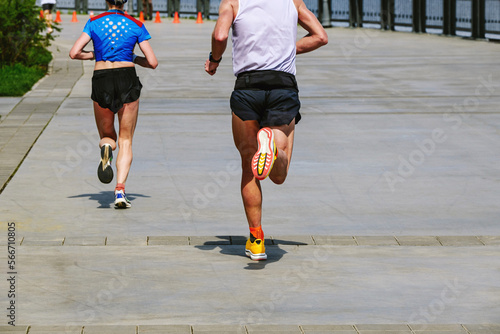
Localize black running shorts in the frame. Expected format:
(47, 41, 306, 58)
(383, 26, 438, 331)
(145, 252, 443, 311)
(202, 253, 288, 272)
(42, 3, 54, 10)
(230, 70, 301, 127)
(91, 67, 142, 113)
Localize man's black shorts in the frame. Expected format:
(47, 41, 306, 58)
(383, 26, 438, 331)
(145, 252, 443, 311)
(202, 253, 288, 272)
(91, 67, 142, 113)
(230, 70, 301, 127)
(42, 3, 54, 10)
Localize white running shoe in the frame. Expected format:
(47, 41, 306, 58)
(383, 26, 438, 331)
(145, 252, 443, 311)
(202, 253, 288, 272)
(114, 190, 131, 209)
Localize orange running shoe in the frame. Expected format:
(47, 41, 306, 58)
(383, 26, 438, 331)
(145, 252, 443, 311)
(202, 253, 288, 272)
(252, 127, 277, 180)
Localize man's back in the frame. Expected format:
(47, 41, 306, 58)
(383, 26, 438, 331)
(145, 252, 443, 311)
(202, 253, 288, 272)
(231, 0, 298, 76)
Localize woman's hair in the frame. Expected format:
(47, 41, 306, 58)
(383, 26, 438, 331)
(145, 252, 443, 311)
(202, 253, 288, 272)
(106, 0, 127, 6)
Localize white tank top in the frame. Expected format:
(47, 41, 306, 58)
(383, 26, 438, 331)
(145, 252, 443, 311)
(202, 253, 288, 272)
(231, 0, 298, 76)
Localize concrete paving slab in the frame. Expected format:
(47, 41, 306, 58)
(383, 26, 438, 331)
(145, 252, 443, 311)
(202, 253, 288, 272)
(138, 325, 191, 333)
(147, 236, 189, 245)
(0, 326, 28, 332)
(302, 331, 357, 334)
(478, 236, 500, 246)
(409, 324, 466, 331)
(354, 236, 399, 246)
(191, 331, 244, 334)
(106, 236, 148, 246)
(63, 236, 106, 246)
(82, 325, 136, 333)
(246, 324, 302, 332)
(355, 331, 411, 334)
(271, 235, 314, 245)
(247, 331, 298, 334)
(21, 238, 64, 246)
(192, 325, 246, 333)
(28, 325, 82, 333)
(395, 236, 441, 246)
(301, 325, 356, 331)
(0, 98, 21, 120)
(189, 236, 231, 246)
(438, 236, 484, 246)
(411, 331, 467, 334)
(464, 324, 500, 334)
(355, 324, 411, 331)
(230, 235, 248, 245)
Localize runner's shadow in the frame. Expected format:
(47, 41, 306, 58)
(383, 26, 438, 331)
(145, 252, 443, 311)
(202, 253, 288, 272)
(194, 236, 298, 270)
(68, 191, 150, 208)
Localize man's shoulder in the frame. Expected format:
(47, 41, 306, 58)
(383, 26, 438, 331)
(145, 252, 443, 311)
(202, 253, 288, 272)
(221, 0, 238, 8)
(220, 0, 238, 16)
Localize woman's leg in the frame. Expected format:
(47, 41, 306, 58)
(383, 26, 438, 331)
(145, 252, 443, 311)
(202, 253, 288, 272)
(115, 99, 139, 186)
(94, 101, 117, 183)
(93, 101, 117, 150)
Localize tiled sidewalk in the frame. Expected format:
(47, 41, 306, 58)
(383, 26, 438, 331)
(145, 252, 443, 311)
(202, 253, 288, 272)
(0, 51, 83, 193)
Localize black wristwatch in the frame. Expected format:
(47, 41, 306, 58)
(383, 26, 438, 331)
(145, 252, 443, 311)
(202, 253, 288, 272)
(209, 52, 222, 63)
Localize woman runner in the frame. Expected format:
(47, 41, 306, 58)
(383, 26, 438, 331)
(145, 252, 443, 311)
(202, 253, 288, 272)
(69, 0, 158, 208)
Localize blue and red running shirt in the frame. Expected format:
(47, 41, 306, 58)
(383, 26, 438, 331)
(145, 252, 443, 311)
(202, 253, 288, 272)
(83, 9, 151, 62)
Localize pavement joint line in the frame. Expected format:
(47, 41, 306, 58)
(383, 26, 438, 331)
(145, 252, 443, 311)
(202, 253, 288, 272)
(10, 235, 500, 247)
(352, 236, 360, 246)
(476, 235, 486, 246)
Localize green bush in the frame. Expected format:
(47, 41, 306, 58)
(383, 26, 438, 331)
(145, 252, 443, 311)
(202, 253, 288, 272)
(26, 44, 53, 67)
(0, 63, 46, 96)
(0, 0, 53, 66)
(0, 0, 55, 95)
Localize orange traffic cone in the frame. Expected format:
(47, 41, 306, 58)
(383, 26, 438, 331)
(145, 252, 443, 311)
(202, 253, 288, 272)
(40, 10, 44, 19)
(125, 10, 128, 14)
(54, 10, 62, 22)
(173, 11, 180, 23)
(89, 11, 94, 18)
(154, 11, 162, 23)
(139, 11, 145, 22)
(71, 11, 78, 22)
(196, 12, 203, 24)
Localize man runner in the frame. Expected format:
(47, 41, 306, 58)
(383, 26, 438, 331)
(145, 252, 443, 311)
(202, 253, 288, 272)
(205, 0, 327, 260)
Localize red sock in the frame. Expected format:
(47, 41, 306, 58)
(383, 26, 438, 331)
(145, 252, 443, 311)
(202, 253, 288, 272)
(115, 183, 125, 192)
(249, 226, 264, 240)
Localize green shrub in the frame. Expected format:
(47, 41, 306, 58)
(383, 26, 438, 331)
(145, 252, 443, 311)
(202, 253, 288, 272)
(26, 44, 53, 67)
(0, 0, 55, 95)
(0, 63, 46, 96)
(0, 0, 54, 66)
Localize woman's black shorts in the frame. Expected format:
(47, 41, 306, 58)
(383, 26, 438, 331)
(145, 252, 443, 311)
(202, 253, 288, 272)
(230, 70, 301, 127)
(91, 67, 142, 113)
(42, 3, 54, 10)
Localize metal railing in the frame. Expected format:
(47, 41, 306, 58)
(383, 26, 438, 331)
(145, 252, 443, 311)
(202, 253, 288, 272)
(37, 0, 500, 40)
(334, 0, 499, 39)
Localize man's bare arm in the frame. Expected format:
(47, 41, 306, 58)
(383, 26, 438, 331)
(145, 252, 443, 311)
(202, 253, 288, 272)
(205, 0, 236, 75)
(295, 0, 328, 54)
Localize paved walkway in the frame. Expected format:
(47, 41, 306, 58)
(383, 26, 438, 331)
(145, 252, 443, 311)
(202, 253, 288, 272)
(0, 13, 499, 333)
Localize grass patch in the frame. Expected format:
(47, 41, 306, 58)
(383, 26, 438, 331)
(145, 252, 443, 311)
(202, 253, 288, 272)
(0, 64, 47, 96)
